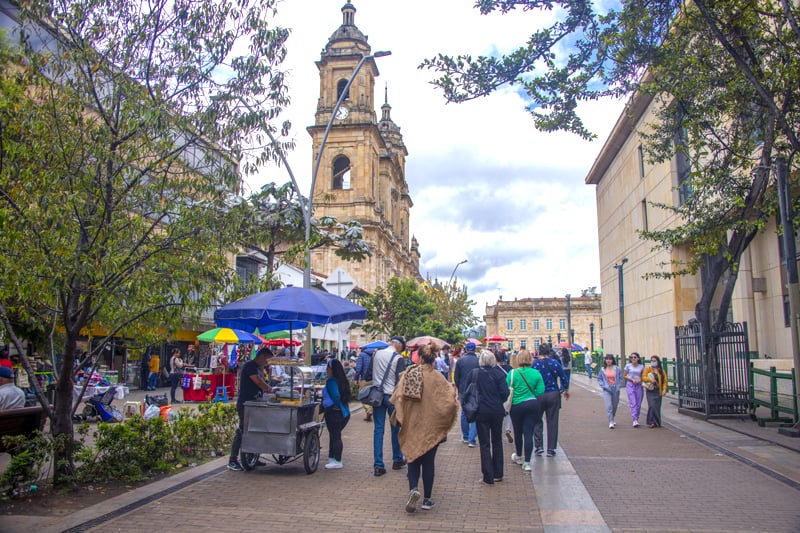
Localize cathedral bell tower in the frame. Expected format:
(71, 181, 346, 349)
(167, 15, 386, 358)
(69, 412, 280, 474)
(307, 2, 421, 294)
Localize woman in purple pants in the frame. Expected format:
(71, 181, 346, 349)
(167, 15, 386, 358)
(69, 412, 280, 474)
(623, 352, 644, 427)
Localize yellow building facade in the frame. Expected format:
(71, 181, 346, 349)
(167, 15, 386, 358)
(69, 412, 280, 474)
(484, 294, 602, 353)
(307, 3, 421, 294)
(586, 91, 795, 367)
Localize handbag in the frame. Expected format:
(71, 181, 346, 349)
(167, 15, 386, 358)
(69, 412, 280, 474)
(503, 370, 515, 413)
(461, 369, 479, 423)
(358, 353, 397, 407)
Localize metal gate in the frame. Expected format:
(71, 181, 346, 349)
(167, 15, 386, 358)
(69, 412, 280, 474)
(675, 321, 751, 418)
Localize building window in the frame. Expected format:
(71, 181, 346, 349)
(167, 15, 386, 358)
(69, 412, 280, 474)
(533, 319, 539, 331)
(520, 319, 527, 331)
(638, 144, 645, 179)
(235, 256, 260, 286)
(675, 127, 692, 205)
(332, 155, 351, 190)
(559, 319, 566, 330)
(507, 340, 514, 350)
(546, 319, 553, 330)
(534, 339, 541, 350)
(507, 319, 513, 330)
(641, 199, 649, 231)
(336, 79, 350, 102)
(520, 339, 527, 349)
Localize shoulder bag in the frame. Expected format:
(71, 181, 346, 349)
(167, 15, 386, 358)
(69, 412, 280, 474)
(358, 353, 397, 407)
(503, 369, 515, 412)
(461, 368, 480, 422)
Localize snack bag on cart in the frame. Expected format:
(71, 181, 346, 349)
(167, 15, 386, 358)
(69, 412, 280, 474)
(182, 374, 191, 389)
(193, 375, 202, 390)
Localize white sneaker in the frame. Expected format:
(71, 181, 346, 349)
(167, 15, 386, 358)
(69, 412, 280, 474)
(522, 462, 532, 471)
(609, 422, 615, 429)
(511, 452, 523, 465)
(324, 459, 343, 469)
(633, 420, 640, 427)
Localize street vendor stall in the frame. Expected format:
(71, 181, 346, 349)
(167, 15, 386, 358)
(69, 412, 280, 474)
(240, 363, 325, 473)
(182, 371, 236, 402)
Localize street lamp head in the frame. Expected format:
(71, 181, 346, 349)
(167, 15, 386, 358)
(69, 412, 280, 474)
(373, 50, 392, 58)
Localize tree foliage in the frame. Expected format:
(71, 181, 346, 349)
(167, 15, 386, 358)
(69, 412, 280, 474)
(361, 277, 477, 344)
(422, 0, 800, 333)
(0, 0, 292, 483)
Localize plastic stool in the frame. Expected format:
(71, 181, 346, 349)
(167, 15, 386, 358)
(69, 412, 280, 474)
(213, 386, 228, 403)
(123, 401, 142, 418)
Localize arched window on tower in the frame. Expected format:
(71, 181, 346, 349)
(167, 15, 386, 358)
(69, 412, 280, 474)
(336, 79, 350, 102)
(332, 155, 351, 190)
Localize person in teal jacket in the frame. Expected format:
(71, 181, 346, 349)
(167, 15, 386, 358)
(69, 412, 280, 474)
(323, 358, 351, 469)
(505, 349, 545, 472)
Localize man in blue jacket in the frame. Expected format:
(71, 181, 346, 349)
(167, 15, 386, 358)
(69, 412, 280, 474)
(454, 342, 479, 447)
(354, 347, 374, 421)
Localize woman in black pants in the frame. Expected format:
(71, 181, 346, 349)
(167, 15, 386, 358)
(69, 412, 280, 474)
(475, 350, 510, 484)
(322, 359, 351, 469)
(390, 342, 458, 512)
(506, 349, 545, 472)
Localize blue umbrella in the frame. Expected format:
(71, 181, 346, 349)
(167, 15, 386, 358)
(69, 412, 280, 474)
(214, 286, 367, 331)
(360, 341, 389, 350)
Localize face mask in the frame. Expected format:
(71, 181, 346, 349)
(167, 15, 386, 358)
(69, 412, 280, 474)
(650, 362, 658, 367)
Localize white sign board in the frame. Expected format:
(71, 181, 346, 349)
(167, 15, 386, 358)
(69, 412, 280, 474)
(322, 267, 356, 299)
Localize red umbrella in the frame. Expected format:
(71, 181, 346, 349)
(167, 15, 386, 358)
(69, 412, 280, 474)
(264, 338, 302, 347)
(407, 335, 448, 349)
(467, 337, 483, 345)
(484, 334, 508, 342)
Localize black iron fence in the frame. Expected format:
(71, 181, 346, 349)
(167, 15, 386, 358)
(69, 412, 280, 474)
(675, 321, 751, 418)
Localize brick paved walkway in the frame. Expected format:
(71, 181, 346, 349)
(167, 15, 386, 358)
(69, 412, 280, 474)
(3, 375, 799, 533)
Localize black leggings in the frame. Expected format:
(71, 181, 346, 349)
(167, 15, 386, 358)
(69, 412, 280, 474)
(169, 373, 183, 403)
(510, 399, 541, 461)
(326, 408, 350, 461)
(407, 444, 438, 499)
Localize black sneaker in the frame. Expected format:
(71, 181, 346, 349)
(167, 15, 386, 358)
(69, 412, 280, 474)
(421, 499, 435, 510)
(374, 466, 387, 476)
(227, 461, 243, 471)
(392, 459, 407, 470)
(534, 448, 544, 456)
(546, 450, 556, 457)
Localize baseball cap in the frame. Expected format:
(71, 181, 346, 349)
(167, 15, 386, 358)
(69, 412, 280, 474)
(0, 366, 13, 379)
(465, 342, 476, 351)
(389, 336, 406, 351)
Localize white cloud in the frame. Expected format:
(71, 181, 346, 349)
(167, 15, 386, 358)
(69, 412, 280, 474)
(253, 1, 625, 319)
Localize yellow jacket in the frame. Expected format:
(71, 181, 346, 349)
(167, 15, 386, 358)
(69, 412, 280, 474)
(149, 355, 160, 373)
(642, 366, 667, 396)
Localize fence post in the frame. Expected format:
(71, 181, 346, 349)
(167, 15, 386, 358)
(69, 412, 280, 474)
(769, 366, 779, 420)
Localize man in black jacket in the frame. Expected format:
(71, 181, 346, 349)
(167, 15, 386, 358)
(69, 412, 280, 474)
(454, 342, 479, 447)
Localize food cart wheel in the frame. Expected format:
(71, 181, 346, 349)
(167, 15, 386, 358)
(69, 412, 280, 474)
(240, 452, 260, 471)
(303, 429, 320, 474)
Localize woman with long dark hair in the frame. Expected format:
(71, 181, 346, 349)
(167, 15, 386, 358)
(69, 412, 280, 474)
(642, 355, 668, 428)
(597, 354, 622, 429)
(323, 358, 351, 469)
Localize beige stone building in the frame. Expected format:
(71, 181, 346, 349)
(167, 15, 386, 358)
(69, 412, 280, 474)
(307, 3, 421, 294)
(586, 91, 794, 366)
(483, 293, 602, 353)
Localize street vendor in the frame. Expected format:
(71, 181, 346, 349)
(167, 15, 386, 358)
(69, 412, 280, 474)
(228, 346, 274, 471)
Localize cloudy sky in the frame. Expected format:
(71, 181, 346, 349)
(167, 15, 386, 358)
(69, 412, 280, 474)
(249, 1, 625, 317)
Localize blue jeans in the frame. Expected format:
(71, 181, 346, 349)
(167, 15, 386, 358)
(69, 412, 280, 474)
(373, 393, 403, 468)
(585, 363, 593, 380)
(460, 411, 477, 444)
(147, 372, 159, 390)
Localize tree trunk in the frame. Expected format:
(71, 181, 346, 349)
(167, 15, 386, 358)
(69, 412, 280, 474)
(51, 335, 78, 486)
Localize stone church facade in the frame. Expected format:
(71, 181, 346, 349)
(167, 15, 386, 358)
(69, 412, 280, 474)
(307, 2, 421, 295)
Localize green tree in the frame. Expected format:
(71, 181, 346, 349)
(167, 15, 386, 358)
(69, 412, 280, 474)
(0, 0, 291, 483)
(361, 278, 435, 339)
(422, 0, 800, 336)
(423, 281, 478, 345)
(236, 182, 370, 278)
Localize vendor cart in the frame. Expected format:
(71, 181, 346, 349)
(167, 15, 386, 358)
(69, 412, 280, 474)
(239, 363, 325, 474)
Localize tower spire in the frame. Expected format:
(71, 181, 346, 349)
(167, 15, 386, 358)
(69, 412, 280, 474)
(384, 82, 388, 105)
